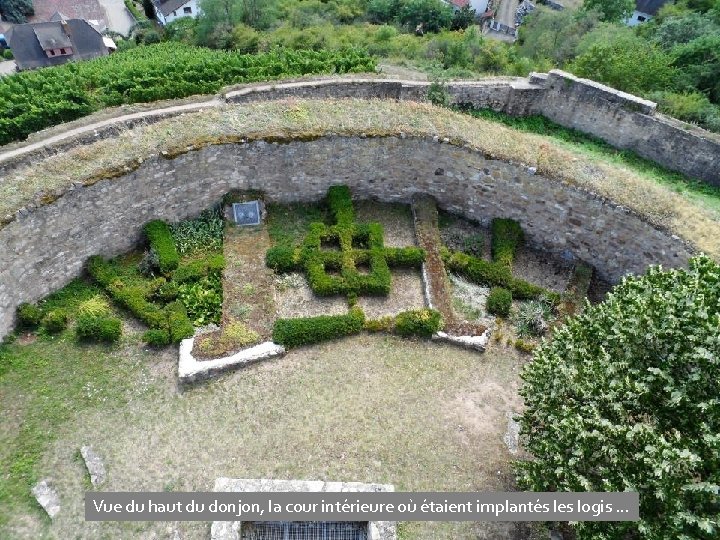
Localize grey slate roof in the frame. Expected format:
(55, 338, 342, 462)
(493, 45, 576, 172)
(7, 19, 108, 71)
(635, 0, 670, 15)
(155, 0, 191, 17)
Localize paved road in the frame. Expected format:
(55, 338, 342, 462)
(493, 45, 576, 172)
(98, 0, 136, 36)
(496, 0, 520, 27)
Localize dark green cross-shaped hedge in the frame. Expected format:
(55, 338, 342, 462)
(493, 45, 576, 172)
(266, 186, 425, 297)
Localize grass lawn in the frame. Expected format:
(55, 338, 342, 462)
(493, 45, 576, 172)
(0, 327, 537, 539)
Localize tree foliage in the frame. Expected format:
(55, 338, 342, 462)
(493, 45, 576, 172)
(570, 29, 678, 94)
(398, 0, 453, 32)
(0, 0, 34, 24)
(582, 0, 634, 22)
(517, 255, 720, 540)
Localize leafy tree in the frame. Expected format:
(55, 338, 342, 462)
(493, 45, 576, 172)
(671, 34, 720, 103)
(582, 0, 634, 22)
(0, 0, 34, 24)
(367, 0, 402, 24)
(517, 255, 720, 540)
(398, 0, 453, 33)
(517, 7, 600, 64)
(450, 5, 476, 31)
(164, 17, 199, 44)
(650, 12, 720, 49)
(570, 29, 678, 94)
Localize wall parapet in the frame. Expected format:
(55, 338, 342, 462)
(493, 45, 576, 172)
(1, 72, 718, 185)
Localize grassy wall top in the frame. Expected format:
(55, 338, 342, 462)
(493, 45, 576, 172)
(2, 98, 718, 258)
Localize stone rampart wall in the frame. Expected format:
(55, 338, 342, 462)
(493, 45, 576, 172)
(0, 136, 693, 338)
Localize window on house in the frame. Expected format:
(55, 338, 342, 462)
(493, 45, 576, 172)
(49, 49, 56, 56)
(184, 6, 192, 13)
(60, 48, 66, 54)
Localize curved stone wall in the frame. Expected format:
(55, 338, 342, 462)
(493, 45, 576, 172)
(0, 135, 693, 338)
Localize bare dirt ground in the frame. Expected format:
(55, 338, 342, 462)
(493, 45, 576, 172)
(5, 336, 536, 540)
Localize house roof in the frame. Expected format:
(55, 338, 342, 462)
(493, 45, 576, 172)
(33, 23, 73, 50)
(635, 0, 670, 15)
(155, 0, 192, 17)
(7, 19, 108, 71)
(449, 0, 471, 7)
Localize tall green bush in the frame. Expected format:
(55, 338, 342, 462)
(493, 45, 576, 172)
(517, 255, 720, 539)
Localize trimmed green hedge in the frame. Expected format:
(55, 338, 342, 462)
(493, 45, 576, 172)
(41, 309, 68, 333)
(172, 254, 225, 283)
(265, 245, 300, 273)
(267, 186, 425, 298)
(87, 255, 195, 344)
(443, 249, 557, 301)
(383, 247, 425, 267)
(393, 309, 443, 338)
(76, 314, 122, 343)
(144, 220, 179, 274)
(16, 302, 43, 329)
(487, 287, 512, 317)
(272, 307, 365, 348)
(166, 301, 194, 342)
(491, 218, 524, 268)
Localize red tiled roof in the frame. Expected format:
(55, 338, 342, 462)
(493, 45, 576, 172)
(450, 0, 471, 7)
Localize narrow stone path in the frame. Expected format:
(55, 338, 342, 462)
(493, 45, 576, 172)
(412, 194, 458, 327)
(221, 223, 276, 340)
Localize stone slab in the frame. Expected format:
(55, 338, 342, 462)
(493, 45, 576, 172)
(80, 445, 107, 486)
(32, 479, 61, 519)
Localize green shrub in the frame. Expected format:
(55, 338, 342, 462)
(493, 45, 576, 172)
(77, 296, 111, 318)
(363, 316, 394, 333)
(443, 249, 553, 301)
(177, 275, 222, 326)
(88, 256, 168, 328)
(272, 307, 365, 348)
(514, 296, 556, 337)
(487, 287, 512, 317)
(154, 280, 179, 302)
(491, 218, 524, 268)
(170, 208, 224, 255)
(76, 314, 122, 343)
(165, 301, 194, 342)
(393, 308, 443, 337)
(517, 255, 720, 540)
(172, 254, 224, 283)
(41, 309, 68, 333)
(383, 247, 426, 267)
(327, 185, 355, 225)
(265, 245, 300, 272)
(144, 220, 179, 274)
(142, 329, 170, 347)
(16, 303, 43, 329)
(2, 49, 13, 60)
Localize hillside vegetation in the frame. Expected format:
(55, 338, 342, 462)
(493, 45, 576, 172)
(0, 43, 374, 145)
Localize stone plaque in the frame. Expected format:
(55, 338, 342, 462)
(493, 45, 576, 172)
(232, 201, 261, 226)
